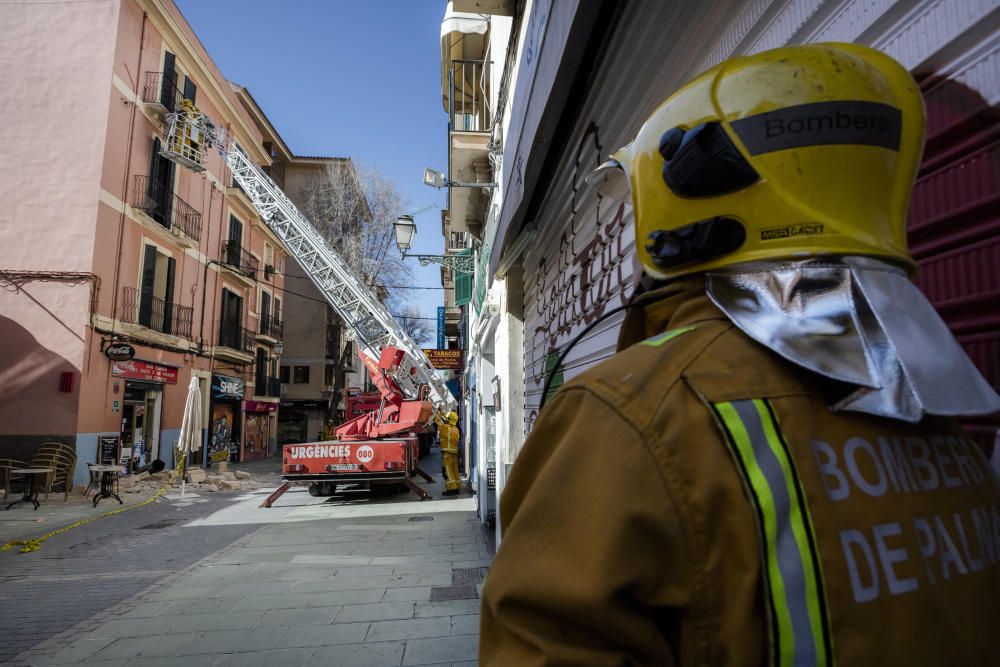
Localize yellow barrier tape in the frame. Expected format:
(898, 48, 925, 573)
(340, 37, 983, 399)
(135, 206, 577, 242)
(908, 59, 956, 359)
(1, 453, 187, 554)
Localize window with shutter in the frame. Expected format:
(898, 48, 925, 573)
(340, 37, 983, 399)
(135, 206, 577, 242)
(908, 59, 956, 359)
(255, 348, 267, 392)
(182, 76, 197, 104)
(160, 51, 176, 110)
(260, 291, 271, 334)
(138, 244, 157, 327)
(163, 256, 176, 335)
(148, 137, 174, 228)
(454, 248, 474, 306)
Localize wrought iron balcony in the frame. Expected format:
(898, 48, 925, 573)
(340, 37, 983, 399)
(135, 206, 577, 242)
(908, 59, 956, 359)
(449, 60, 493, 132)
(217, 319, 255, 354)
(253, 375, 281, 398)
(268, 377, 282, 398)
(220, 240, 258, 279)
(133, 175, 202, 241)
(448, 231, 470, 251)
(121, 287, 193, 338)
(141, 71, 182, 114)
(258, 314, 283, 340)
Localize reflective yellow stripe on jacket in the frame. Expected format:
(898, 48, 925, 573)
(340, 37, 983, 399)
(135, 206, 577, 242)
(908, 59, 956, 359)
(713, 399, 834, 667)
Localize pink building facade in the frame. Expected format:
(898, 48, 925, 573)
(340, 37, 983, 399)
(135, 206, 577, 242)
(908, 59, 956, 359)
(0, 0, 291, 484)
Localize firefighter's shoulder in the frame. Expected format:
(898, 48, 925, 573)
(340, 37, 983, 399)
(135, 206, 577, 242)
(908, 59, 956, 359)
(562, 319, 731, 411)
(564, 320, 805, 416)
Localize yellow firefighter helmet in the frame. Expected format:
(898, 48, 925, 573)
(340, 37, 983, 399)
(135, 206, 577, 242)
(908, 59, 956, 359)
(590, 43, 925, 279)
(446, 411, 458, 425)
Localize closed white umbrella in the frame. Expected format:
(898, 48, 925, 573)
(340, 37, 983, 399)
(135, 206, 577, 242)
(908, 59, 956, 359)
(177, 376, 203, 497)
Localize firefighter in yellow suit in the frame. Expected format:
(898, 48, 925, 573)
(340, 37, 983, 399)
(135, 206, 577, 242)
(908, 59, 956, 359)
(480, 44, 1000, 665)
(436, 411, 462, 496)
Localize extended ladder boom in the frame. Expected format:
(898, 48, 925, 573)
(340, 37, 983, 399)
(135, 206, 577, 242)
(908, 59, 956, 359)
(219, 143, 457, 416)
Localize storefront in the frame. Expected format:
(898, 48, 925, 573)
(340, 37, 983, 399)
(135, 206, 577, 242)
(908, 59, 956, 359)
(110, 359, 178, 470)
(243, 399, 277, 460)
(209, 373, 244, 464)
(278, 399, 325, 445)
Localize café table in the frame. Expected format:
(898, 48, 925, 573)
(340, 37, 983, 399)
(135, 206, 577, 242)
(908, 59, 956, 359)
(89, 464, 125, 507)
(4, 467, 54, 511)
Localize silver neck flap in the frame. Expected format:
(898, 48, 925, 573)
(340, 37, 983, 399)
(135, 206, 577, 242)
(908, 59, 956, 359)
(706, 257, 1000, 423)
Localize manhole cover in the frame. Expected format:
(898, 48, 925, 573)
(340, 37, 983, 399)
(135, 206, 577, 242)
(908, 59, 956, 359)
(452, 567, 489, 585)
(408, 516, 434, 522)
(430, 584, 478, 601)
(137, 520, 175, 530)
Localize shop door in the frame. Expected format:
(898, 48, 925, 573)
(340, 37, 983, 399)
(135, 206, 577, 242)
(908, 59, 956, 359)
(244, 413, 269, 461)
(209, 402, 238, 464)
(278, 410, 307, 445)
(121, 383, 162, 468)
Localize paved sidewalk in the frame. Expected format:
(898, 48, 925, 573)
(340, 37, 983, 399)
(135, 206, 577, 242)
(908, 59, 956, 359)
(9, 471, 489, 666)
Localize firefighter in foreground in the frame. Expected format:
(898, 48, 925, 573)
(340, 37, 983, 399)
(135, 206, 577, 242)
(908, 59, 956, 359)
(436, 411, 462, 496)
(480, 43, 1000, 665)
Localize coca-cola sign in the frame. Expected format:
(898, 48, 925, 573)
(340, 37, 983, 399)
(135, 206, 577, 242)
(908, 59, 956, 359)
(104, 342, 136, 362)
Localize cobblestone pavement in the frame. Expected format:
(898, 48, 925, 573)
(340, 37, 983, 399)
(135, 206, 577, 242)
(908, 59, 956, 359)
(0, 493, 267, 664)
(6, 449, 490, 666)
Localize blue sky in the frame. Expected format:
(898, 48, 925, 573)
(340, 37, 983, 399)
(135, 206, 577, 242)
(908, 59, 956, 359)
(176, 0, 450, 326)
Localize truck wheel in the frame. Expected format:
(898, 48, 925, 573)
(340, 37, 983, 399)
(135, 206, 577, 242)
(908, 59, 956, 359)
(308, 483, 322, 497)
(308, 482, 337, 497)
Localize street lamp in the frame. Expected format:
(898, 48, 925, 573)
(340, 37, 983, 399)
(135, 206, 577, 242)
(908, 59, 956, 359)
(394, 215, 417, 253)
(393, 214, 475, 274)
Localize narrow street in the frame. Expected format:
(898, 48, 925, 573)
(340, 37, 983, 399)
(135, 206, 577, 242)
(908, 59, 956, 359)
(3, 452, 488, 666)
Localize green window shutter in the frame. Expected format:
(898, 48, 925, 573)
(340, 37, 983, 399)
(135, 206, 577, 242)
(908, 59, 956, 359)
(455, 270, 473, 306)
(454, 248, 473, 306)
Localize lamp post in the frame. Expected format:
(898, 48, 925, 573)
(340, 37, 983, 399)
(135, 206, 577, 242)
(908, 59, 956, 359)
(393, 214, 475, 274)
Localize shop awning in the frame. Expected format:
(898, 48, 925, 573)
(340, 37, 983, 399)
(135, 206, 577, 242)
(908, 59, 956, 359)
(441, 2, 489, 112)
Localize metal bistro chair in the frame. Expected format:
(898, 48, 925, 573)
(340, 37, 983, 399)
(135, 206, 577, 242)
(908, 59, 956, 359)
(30, 443, 77, 502)
(0, 458, 30, 501)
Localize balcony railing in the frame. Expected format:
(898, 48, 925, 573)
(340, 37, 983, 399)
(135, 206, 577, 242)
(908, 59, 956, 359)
(133, 175, 202, 241)
(141, 71, 182, 113)
(268, 377, 282, 397)
(217, 320, 254, 354)
(258, 377, 281, 398)
(220, 240, 258, 279)
(121, 287, 193, 337)
(448, 231, 470, 250)
(258, 314, 283, 340)
(449, 59, 493, 132)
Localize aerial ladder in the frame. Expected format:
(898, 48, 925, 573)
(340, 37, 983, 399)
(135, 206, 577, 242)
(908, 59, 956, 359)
(160, 101, 457, 503)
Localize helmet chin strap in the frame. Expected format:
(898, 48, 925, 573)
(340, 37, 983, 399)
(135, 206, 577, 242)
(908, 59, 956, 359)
(706, 257, 1000, 423)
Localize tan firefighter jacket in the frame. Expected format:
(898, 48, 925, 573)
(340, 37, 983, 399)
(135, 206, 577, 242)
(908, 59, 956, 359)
(480, 278, 1000, 666)
(436, 415, 460, 455)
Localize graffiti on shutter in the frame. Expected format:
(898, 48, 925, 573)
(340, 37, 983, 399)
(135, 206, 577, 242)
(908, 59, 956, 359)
(522, 123, 638, 433)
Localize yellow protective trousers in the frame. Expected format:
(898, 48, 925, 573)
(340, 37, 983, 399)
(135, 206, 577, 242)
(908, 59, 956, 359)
(437, 419, 462, 492)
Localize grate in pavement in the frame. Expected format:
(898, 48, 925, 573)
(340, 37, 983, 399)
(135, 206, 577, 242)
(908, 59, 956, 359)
(408, 516, 434, 522)
(430, 584, 479, 601)
(452, 567, 489, 585)
(136, 520, 176, 530)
